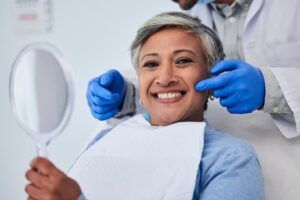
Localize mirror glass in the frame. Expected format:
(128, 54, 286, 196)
(9, 43, 74, 157)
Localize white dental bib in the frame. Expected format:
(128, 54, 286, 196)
(69, 114, 206, 200)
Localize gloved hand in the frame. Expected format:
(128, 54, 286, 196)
(86, 69, 126, 120)
(195, 60, 265, 114)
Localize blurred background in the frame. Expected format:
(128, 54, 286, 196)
(0, 0, 179, 199)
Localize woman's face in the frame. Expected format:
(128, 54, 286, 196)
(138, 28, 209, 126)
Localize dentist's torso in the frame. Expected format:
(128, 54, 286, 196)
(191, 1, 300, 199)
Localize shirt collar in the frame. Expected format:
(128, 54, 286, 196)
(210, 0, 252, 18)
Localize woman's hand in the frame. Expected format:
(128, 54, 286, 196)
(25, 157, 82, 200)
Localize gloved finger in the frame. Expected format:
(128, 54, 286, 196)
(89, 82, 115, 100)
(98, 108, 119, 120)
(91, 107, 119, 121)
(213, 84, 236, 98)
(88, 98, 119, 120)
(89, 101, 118, 114)
(88, 77, 102, 92)
(210, 59, 241, 75)
(195, 72, 232, 92)
(100, 70, 116, 87)
(87, 87, 119, 105)
(227, 105, 253, 114)
(88, 77, 101, 85)
(219, 95, 238, 107)
(88, 100, 102, 120)
(87, 92, 119, 106)
(88, 99, 98, 118)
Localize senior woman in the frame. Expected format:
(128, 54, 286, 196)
(25, 12, 265, 200)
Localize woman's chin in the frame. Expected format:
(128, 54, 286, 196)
(149, 115, 182, 126)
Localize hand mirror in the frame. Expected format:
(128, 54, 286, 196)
(9, 43, 74, 157)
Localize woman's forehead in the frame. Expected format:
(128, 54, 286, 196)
(139, 28, 203, 57)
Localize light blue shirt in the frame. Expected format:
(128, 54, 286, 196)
(75, 121, 265, 200)
(193, 125, 265, 199)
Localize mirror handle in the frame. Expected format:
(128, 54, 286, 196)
(36, 142, 48, 158)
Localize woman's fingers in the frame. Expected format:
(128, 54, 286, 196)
(26, 157, 82, 200)
(25, 183, 44, 200)
(25, 169, 50, 189)
(30, 157, 63, 177)
(27, 196, 38, 200)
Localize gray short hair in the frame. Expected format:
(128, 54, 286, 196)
(130, 12, 225, 71)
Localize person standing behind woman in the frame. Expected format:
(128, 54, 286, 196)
(87, 0, 300, 139)
(174, 0, 300, 138)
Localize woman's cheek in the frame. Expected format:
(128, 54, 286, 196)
(139, 76, 150, 105)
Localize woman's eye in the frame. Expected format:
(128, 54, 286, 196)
(143, 61, 158, 68)
(176, 58, 194, 65)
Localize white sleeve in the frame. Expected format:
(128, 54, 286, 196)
(114, 70, 145, 119)
(269, 68, 300, 138)
(260, 68, 292, 114)
(114, 80, 136, 118)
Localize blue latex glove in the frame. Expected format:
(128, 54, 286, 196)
(195, 60, 265, 114)
(86, 69, 126, 120)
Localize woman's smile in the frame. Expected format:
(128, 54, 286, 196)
(151, 89, 186, 104)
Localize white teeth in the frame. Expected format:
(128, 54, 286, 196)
(157, 92, 182, 99)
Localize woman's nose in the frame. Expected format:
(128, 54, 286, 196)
(155, 66, 178, 86)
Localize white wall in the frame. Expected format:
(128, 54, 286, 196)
(0, 1, 179, 199)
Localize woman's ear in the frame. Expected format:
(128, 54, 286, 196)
(203, 90, 212, 111)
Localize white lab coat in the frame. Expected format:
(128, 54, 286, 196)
(190, 0, 300, 139)
(189, 1, 300, 199)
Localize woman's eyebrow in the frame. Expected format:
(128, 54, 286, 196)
(174, 49, 196, 56)
(141, 53, 159, 62)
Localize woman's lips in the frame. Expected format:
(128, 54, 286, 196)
(151, 91, 186, 104)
